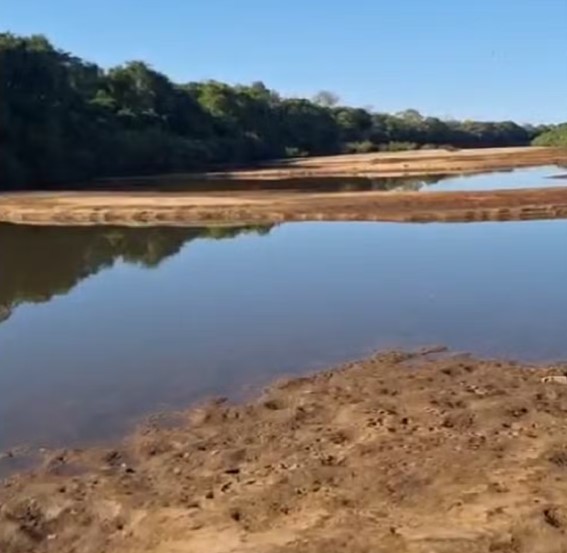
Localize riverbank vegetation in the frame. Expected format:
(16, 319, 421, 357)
(0, 33, 559, 190)
(534, 124, 567, 147)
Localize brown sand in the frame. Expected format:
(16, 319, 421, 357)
(120, 146, 567, 181)
(3, 349, 567, 552)
(1, 147, 567, 227)
(4, 185, 567, 227)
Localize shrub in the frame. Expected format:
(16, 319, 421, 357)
(344, 140, 377, 154)
(379, 141, 419, 152)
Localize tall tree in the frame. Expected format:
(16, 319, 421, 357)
(0, 32, 550, 190)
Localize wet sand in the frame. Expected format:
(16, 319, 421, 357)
(3, 349, 567, 552)
(1, 147, 567, 227)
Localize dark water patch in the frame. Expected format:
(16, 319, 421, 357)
(0, 449, 41, 480)
(79, 174, 446, 193)
(64, 165, 567, 194)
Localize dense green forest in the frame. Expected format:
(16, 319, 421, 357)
(0, 33, 558, 190)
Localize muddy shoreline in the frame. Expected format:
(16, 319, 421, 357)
(1, 146, 567, 227)
(3, 349, 567, 552)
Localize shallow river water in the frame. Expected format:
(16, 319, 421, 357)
(93, 164, 567, 193)
(1, 213, 567, 450)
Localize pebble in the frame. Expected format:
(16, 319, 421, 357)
(542, 376, 567, 385)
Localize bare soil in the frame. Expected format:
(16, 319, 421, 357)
(1, 147, 567, 226)
(3, 349, 567, 552)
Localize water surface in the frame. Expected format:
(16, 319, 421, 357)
(1, 219, 567, 449)
(88, 164, 567, 193)
(423, 165, 565, 192)
(91, 174, 443, 193)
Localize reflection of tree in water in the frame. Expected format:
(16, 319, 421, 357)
(394, 174, 448, 191)
(0, 224, 273, 323)
(329, 174, 447, 192)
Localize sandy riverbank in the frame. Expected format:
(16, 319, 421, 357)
(116, 146, 567, 181)
(3, 349, 567, 552)
(1, 147, 567, 227)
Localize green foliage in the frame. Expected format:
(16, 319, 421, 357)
(0, 32, 551, 190)
(533, 124, 567, 147)
(313, 90, 340, 107)
(344, 141, 376, 154)
(378, 142, 419, 152)
(284, 146, 308, 158)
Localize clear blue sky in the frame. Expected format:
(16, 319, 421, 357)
(2, 0, 566, 123)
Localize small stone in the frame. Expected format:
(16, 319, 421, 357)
(542, 376, 567, 385)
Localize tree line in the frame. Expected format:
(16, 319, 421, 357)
(0, 33, 557, 190)
(533, 124, 567, 147)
